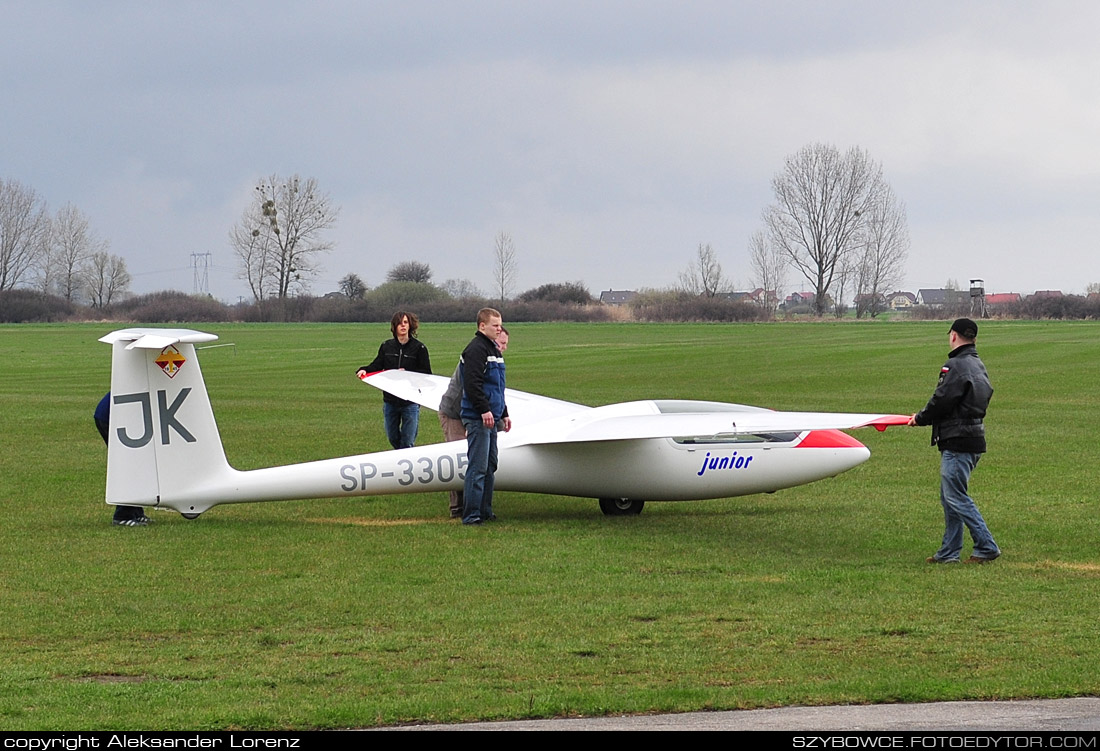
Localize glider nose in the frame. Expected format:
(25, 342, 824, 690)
(796, 429, 866, 449)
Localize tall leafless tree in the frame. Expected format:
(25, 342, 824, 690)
(678, 243, 726, 297)
(83, 251, 131, 307)
(854, 184, 909, 318)
(0, 178, 51, 291)
(230, 215, 274, 302)
(493, 231, 517, 304)
(230, 175, 338, 301)
(748, 230, 786, 316)
(44, 204, 107, 302)
(764, 143, 887, 316)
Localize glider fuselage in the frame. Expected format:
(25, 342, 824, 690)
(100, 328, 899, 518)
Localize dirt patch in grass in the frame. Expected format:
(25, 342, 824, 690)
(308, 517, 441, 527)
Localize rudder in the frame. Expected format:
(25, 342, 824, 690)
(100, 328, 232, 512)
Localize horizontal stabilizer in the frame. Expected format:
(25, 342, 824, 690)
(99, 328, 219, 350)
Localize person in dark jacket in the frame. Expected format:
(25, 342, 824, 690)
(439, 327, 509, 518)
(459, 308, 510, 525)
(357, 311, 432, 449)
(909, 318, 1000, 564)
(95, 392, 150, 526)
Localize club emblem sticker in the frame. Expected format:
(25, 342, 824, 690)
(155, 345, 186, 378)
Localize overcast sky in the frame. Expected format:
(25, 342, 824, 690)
(4, 1, 1098, 302)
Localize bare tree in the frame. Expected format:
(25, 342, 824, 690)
(45, 204, 107, 302)
(0, 178, 51, 291)
(748, 230, 786, 316)
(440, 278, 483, 299)
(338, 272, 367, 299)
(230, 175, 338, 301)
(230, 216, 274, 302)
(678, 243, 727, 297)
(83, 251, 131, 307)
(493, 231, 517, 304)
(831, 257, 854, 318)
(854, 184, 909, 319)
(764, 143, 886, 316)
(386, 261, 433, 284)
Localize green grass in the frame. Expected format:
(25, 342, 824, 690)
(1, 320, 1098, 729)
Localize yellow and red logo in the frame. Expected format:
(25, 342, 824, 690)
(156, 345, 186, 378)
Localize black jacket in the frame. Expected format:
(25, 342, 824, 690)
(913, 343, 993, 453)
(359, 337, 432, 406)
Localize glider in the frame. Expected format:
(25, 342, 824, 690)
(100, 327, 909, 518)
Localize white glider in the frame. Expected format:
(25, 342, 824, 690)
(101, 328, 909, 518)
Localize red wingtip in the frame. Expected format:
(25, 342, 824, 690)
(358, 370, 382, 381)
(864, 415, 912, 432)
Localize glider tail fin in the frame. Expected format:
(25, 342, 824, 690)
(100, 329, 232, 514)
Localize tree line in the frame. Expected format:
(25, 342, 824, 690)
(1, 144, 908, 319)
(0, 178, 131, 306)
(25, 141, 1078, 326)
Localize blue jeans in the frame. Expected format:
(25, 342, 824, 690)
(462, 418, 498, 524)
(933, 450, 1000, 561)
(383, 402, 420, 449)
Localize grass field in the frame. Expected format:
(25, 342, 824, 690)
(1, 320, 1098, 730)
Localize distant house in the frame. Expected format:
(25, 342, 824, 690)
(1029, 290, 1064, 300)
(854, 292, 887, 310)
(886, 291, 917, 310)
(717, 291, 751, 302)
(784, 291, 816, 308)
(916, 289, 947, 306)
(986, 293, 1021, 307)
(599, 289, 637, 305)
(916, 288, 968, 307)
(743, 287, 779, 308)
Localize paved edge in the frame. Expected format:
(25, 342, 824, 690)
(377, 697, 1100, 731)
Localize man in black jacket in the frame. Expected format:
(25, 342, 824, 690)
(909, 318, 1000, 564)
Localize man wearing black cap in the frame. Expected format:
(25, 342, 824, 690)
(908, 318, 1000, 564)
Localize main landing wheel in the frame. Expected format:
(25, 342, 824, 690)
(181, 512, 201, 520)
(599, 498, 645, 516)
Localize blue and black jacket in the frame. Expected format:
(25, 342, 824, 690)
(460, 331, 508, 422)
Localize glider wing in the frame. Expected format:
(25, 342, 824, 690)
(361, 369, 589, 424)
(502, 406, 910, 448)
